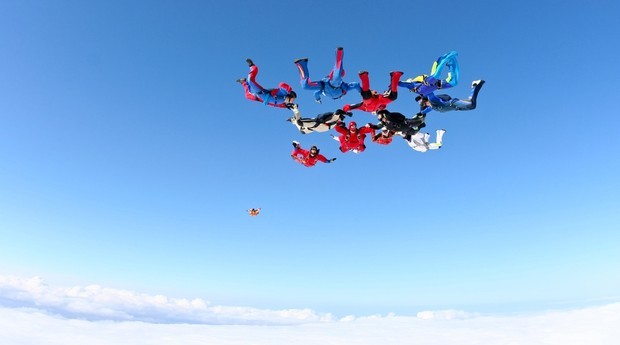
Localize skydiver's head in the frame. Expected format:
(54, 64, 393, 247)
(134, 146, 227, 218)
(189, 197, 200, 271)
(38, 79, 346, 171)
(285, 91, 297, 104)
(348, 121, 358, 132)
(376, 110, 388, 122)
(309, 145, 319, 157)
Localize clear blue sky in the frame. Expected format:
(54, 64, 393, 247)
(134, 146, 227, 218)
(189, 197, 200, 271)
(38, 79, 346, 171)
(1, 0, 619, 316)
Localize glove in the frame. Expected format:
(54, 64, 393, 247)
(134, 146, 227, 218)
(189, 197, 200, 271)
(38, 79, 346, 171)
(329, 158, 337, 163)
(315, 99, 322, 104)
(285, 103, 295, 110)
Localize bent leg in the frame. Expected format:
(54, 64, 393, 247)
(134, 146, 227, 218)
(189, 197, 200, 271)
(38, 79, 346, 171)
(242, 81, 260, 102)
(247, 65, 265, 92)
(358, 71, 370, 92)
(389, 71, 403, 93)
(450, 98, 475, 110)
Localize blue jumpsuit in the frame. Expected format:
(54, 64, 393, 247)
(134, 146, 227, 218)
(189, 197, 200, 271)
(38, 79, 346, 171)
(294, 47, 361, 102)
(420, 80, 485, 114)
(399, 51, 460, 96)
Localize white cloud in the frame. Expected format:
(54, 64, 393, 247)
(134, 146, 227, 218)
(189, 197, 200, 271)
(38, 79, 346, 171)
(1, 274, 620, 345)
(416, 309, 477, 320)
(0, 275, 334, 324)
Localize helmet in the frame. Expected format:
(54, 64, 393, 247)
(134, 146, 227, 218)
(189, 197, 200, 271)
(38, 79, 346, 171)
(288, 91, 297, 99)
(309, 145, 319, 156)
(348, 121, 357, 129)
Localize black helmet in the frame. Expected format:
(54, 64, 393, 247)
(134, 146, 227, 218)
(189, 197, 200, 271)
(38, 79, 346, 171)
(310, 145, 319, 156)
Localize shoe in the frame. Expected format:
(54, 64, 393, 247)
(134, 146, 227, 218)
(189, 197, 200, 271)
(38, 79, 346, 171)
(293, 58, 308, 64)
(358, 70, 368, 75)
(246, 58, 254, 66)
(235, 78, 246, 84)
(292, 141, 300, 148)
(390, 71, 404, 77)
(472, 80, 485, 87)
(337, 47, 343, 51)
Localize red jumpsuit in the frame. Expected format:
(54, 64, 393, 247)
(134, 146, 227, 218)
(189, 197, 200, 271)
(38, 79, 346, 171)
(343, 71, 403, 113)
(372, 131, 394, 145)
(334, 121, 375, 153)
(291, 147, 329, 167)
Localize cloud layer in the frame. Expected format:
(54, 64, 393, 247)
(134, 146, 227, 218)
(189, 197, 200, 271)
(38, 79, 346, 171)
(0, 275, 334, 324)
(1, 274, 620, 345)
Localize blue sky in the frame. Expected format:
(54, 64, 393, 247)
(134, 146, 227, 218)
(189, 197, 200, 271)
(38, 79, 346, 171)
(1, 0, 619, 321)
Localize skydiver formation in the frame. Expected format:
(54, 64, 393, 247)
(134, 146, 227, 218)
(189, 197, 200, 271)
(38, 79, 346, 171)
(236, 48, 485, 167)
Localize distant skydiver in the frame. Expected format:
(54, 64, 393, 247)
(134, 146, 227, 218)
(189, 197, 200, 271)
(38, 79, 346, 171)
(342, 70, 403, 114)
(332, 120, 375, 153)
(405, 129, 446, 152)
(286, 104, 353, 134)
(236, 58, 297, 108)
(247, 208, 261, 216)
(399, 51, 459, 96)
(291, 141, 336, 167)
(293, 47, 361, 103)
(417, 80, 486, 114)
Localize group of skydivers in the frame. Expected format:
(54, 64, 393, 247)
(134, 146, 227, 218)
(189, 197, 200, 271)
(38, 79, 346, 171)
(236, 48, 485, 168)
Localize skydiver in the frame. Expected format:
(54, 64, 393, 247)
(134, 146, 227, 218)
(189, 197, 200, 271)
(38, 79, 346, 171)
(291, 142, 336, 167)
(332, 120, 375, 154)
(236, 58, 297, 109)
(375, 109, 427, 138)
(342, 70, 403, 114)
(247, 208, 261, 216)
(286, 104, 353, 134)
(398, 51, 460, 96)
(416, 80, 486, 114)
(371, 127, 396, 146)
(293, 47, 361, 103)
(373, 110, 429, 149)
(405, 129, 446, 152)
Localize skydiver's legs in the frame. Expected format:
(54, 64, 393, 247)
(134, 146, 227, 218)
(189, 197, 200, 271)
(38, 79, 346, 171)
(343, 81, 361, 93)
(294, 58, 310, 80)
(398, 80, 416, 91)
(294, 58, 322, 91)
(450, 81, 485, 110)
(239, 80, 261, 102)
(246, 65, 268, 96)
(427, 129, 446, 150)
(386, 71, 403, 100)
(329, 47, 345, 87)
(358, 71, 370, 91)
(389, 71, 403, 92)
